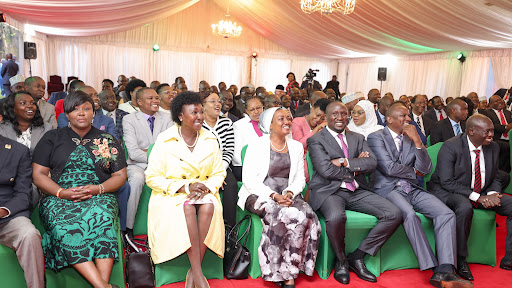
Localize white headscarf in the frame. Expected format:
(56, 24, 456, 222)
(258, 107, 283, 134)
(347, 100, 384, 139)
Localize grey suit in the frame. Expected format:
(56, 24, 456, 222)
(37, 99, 57, 129)
(307, 128, 401, 262)
(123, 111, 173, 229)
(367, 127, 456, 270)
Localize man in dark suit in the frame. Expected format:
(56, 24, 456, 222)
(376, 95, 393, 126)
(430, 99, 468, 145)
(295, 90, 327, 117)
(307, 101, 402, 284)
(290, 87, 304, 110)
(467, 92, 486, 115)
(219, 90, 241, 121)
(235, 86, 253, 116)
(482, 95, 512, 172)
(99, 89, 128, 141)
(325, 75, 340, 98)
(367, 102, 472, 288)
(1, 53, 18, 96)
(410, 94, 434, 137)
(424, 96, 447, 122)
(368, 89, 381, 110)
(0, 135, 44, 288)
(428, 115, 512, 281)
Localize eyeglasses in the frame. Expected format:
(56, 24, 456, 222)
(161, 90, 178, 96)
(247, 106, 263, 113)
(205, 100, 221, 105)
(351, 110, 365, 116)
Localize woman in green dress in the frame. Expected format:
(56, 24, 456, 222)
(32, 91, 127, 288)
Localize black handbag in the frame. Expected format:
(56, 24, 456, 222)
(224, 215, 252, 279)
(125, 235, 155, 288)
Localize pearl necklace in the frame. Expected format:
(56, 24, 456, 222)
(178, 127, 199, 148)
(270, 140, 287, 152)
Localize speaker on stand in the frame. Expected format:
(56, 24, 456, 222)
(378, 67, 387, 94)
(24, 42, 37, 77)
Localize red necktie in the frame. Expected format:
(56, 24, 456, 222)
(439, 110, 444, 120)
(473, 149, 481, 207)
(499, 110, 508, 138)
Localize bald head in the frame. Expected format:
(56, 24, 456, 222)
(310, 91, 327, 105)
(466, 114, 494, 147)
(446, 98, 468, 122)
(467, 92, 479, 107)
(378, 95, 394, 115)
(489, 95, 506, 111)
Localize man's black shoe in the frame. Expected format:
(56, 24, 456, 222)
(333, 260, 349, 284)
(348, 257, 377, 283)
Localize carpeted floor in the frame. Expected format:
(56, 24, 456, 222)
(159, 214, 512, 288)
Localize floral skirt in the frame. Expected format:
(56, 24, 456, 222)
(39, 193, 119, 271)
(245, 194, 320, 281)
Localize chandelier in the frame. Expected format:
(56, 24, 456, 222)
(212, 15, 242, 38)
(212, 0, 242, 38)
(301, 0, 356, 15)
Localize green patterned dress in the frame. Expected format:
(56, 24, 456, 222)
(32, 127, 126, 271)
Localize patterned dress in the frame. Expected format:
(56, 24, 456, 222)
(32, 127, 126, 271)
(245, 150, 320, 282)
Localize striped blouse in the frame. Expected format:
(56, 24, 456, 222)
(202, 116, 235, 170)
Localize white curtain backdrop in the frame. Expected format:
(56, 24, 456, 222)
(490, 49, 512, 90)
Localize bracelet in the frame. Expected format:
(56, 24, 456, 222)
(286, 191, 294, 198)
(98, 184, 105, 195)
(271, 193, 276, 201)
(56, 188, 63, 199)
(185, 183, 191, 194)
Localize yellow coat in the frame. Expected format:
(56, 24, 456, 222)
(145, 125, 226, 264)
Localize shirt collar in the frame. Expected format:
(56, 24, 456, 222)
(387, 126, 400, 139)
(326, 126, 345, 139)
(141, 111, 155, 121)
(448, 116, 459, 126)
(467, 135, 482, 152)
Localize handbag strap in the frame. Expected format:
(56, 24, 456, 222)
(125, 234, 150, 254)
(228, 215, 251, 247)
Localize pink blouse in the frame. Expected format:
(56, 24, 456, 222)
(292, 116, 313, 150)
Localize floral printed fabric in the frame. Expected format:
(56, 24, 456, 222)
(32, 127, 126, 271)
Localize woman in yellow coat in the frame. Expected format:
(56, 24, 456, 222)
(145, 91, 226, 288)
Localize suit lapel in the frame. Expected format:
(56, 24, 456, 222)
(461, 136, 474, 185)
(482, 144, 494, 188)
(320, 129, 344, 157)
(345, 131, 358, 158)
(382, 128, 399, 161)
(135, 111, 153, 141)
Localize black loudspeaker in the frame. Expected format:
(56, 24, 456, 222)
(24, 42, 37, 59)
(378, 67, 387, 81)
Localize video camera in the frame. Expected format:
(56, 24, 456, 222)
(305, 68, 319, 82)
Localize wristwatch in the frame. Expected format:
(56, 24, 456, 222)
(338, 158, 346, 166)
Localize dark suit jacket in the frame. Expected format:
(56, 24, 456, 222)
(428, 133, 501, 197)
(300, 80, 321, 90)
(295, 103, 311, 117)
(430, 118, 465, 145)
(482, 109, 512, 141)
(411, 112, 433, 136)
(0, 122, 53, 156)
(57, 111, 118, 139)
(307, 128, 377, 211)
(48, 91, 67, 106)
(291, 100, 304, 110)
(424, 108, 446, 123)
(376, 110, 386, 126)
(367, 127, 432, 197)
(111, 109, 128, 142)
(223, 113, 239, 123)
(0, 60, 19, 85)
(325, 80, 340, 96)
(0, 135, 32, 224)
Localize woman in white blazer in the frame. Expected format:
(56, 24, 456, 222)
(238, 107, 320, 288)
(232, 96, 264, 181)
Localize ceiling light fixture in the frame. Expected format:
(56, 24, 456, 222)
(301, 0, 356, 15)
(212, 0, 242, 38)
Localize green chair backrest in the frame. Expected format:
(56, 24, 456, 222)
(306, 151, 314, 182)
(241, 145, 248, 165)
(426, 135, 431, 147)
(122, 139, 129, 160)
(147, 143, 154, 160)
(423, 142, 443, 189)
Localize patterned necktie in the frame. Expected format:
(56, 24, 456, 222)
(337, 134, 356, 192)
(397, 135, 403, 161)
(473, 149, 482, 207)
(499, 110, 508, 138)
(148, 116, 155, 134)
(416, 116, 423, 133)
(454, 123, 460, 135)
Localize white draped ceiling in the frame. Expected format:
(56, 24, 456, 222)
(2, 0, 512, 58)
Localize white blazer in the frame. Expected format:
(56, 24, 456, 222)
(232, 115, 261, 167)
(237, 135, 306, 210)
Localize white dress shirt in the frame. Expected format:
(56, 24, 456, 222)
(467, 136, 497, 201)
(492, 108, 509, 140)
(435, 108, 447, 121)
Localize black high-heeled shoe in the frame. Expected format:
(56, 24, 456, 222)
(273, 281, 284, 287)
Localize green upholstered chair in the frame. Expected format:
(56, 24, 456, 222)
(426, 135, 431, 147)
(423, 142, 443, 189)
(132, 144, 223, 285)
(505, 137, 512, 195)
(29, 206, 126, 288)
(0, 244, 27, 288)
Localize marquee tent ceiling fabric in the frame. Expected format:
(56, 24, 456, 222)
(2, 0, 512, 58)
